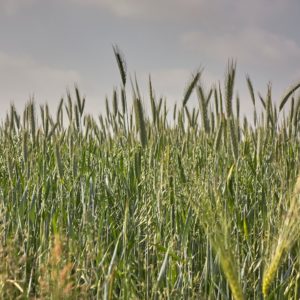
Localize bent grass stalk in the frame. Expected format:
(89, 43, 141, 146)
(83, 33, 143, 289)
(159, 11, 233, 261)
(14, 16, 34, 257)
(263, 175, 300, 298)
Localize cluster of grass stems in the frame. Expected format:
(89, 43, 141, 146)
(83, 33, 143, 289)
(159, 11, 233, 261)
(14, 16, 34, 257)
(1, 48, 300, 299)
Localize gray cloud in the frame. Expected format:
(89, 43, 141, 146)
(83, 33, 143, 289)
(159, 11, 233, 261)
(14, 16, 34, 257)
(0, 0, 35, 15)
(0, 0, 299, 120)
(66, 0, 294, 25)
(0, 52, 81, 116)
(181, 28, 300, 70)
(67, 0, 204, 19)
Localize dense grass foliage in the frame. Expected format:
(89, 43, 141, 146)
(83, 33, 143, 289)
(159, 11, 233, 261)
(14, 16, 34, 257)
(1, 54, 300, 299)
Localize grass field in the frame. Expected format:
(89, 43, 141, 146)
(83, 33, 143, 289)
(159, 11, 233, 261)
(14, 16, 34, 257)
(1, 49, 300, 299)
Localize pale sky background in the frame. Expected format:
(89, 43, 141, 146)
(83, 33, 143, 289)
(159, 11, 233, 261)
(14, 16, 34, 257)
(0, 0, 300, 120)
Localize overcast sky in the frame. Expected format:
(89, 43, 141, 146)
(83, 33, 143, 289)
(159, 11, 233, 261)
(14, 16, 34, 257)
(1, 0, 300, 120)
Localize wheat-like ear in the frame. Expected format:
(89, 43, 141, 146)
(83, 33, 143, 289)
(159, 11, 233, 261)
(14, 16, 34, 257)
(279, 81, 300, 111)
(190, 194, 245, 300)
(113, 44, 127, 87)
(28, 100, 36, 143)
(214, 119, 223, 151)
(246, 75, 256, 106)
(211, 239, 245, 300)
(225, 60, 236, 118)
(112, 88, 118, 117)
(149, 75, 157, 125)
(196, 85, 209, 133)
(262, 174, 300, 298)
(182, 71, 201, 106)
(134, 97, 147, 147)
(229, 118, 239, 160)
